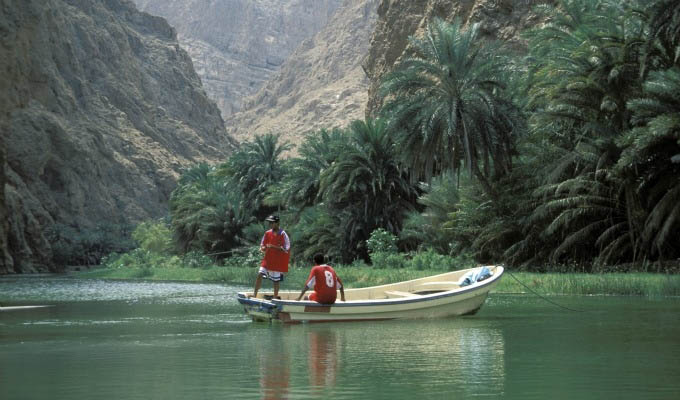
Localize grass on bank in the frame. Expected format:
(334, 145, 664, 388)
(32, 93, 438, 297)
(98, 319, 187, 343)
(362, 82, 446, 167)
(74, 250, 680, 297)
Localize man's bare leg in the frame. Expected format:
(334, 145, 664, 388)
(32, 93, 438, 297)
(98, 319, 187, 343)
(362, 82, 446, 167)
(252, 274, 263, 298)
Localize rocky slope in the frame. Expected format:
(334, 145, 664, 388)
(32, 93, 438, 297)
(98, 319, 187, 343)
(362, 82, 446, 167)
(0, 0, 554, 273)
(225, 0, 379, 148)
(364, 0, 553, 116)
(132, 0, 343, 119)
(224, 0, 547, 150)
(0, 0, 235, 273)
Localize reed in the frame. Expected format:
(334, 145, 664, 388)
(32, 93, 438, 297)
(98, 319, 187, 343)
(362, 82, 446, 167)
(495, 272, 680, 297)
(76, 265, 680, 297)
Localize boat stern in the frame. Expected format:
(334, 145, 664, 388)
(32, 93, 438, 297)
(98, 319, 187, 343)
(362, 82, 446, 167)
(236, 293, 280, 322)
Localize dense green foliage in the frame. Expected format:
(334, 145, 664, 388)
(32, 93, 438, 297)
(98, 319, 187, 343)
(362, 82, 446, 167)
(169, 164, 255, 255)
(48, 223, 135, 267)
(100, 0, 678, 274)
(379, 18, 521, 199)
(215, 133, 292, 220)
(504, 0, 680, 271)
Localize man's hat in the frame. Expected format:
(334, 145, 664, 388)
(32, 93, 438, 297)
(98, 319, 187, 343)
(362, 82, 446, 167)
(265, 215, 280, 222)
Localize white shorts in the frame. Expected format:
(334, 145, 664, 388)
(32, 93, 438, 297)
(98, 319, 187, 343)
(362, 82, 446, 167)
(258, 267, 284, 282)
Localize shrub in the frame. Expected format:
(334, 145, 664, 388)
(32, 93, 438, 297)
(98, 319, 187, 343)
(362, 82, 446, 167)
(132, 220, 173, 254)
(102, 248, 153, 269)
(408, 250, 458, 271)
(370, 252, 408, 269)
(223, 246, 262, 268)
(367, 228, 398, 259)
(101, 248, 179, 269)
(48, 223, 135, 266)
(182, 251, 215, 269)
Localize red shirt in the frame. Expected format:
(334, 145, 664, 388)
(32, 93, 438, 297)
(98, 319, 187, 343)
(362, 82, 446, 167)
(305, 264, 343, 304)
(261, 229, 290, 272)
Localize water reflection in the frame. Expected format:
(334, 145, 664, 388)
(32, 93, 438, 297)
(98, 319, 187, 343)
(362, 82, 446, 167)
(447, 326, 506, 392)
(256, 327, 342, 399)
(337, 320, 507, 397)
(258, 331, 291, 400)
(307, 330, 340, 390)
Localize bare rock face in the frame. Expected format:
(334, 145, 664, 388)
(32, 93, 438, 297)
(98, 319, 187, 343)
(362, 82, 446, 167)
(0, 144, 8, 273)
(0, 0, 235, 273)
(132, 0, 344, 119)
(226, 0, 379, 148)
(364, 0, 553, 116)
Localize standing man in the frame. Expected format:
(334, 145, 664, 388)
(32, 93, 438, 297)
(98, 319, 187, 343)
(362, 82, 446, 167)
(296, 254, 345, 304)
(251, 215, 290, 299)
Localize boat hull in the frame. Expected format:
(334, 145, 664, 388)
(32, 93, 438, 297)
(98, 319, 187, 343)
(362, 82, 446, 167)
(237, 266, 503, 323)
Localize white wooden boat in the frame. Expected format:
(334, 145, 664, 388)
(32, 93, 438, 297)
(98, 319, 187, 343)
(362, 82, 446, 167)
(237, 266, 503, 323)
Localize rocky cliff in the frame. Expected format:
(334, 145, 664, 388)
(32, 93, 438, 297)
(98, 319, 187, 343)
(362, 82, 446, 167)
(132, 0, 343, 119)
(225, 0, 379, 147)
(0, 0, 235, 273)
(225, 0, 548, 150)
(364, 0, 553, 116)
(0, 0, 554, 273)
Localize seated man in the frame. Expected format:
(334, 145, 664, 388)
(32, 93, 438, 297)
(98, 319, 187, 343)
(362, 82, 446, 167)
(296, 254, 345, 304)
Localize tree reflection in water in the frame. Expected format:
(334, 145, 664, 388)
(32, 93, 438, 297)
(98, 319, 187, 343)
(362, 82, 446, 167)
(255, 320, 505, 398)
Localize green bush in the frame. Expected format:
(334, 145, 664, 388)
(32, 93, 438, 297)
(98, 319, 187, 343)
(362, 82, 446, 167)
(101, 248, 153, 269)
(132, 220, 173, 254)
(223, 246, 262, 268)
(367, 229, 398, 266)
(370, 252, 408, 269)
(408, 250, 453, 270)
(101, 248, 185, 269)
(48, 223, 135, 266)
(182, 251, 215, 269)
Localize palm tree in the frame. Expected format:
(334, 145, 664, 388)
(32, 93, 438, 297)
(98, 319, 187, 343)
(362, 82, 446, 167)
(525, 0, 646, 136)
(215, 133, 292, 219)
(510, 0, 652, 269)
(379, 18, 521, 199)
(269, 128, 348, 212)
(319, 118, 419, 261)
(400, 172, 461, 254)
(623, 66, 680, 263)
(170, 165, 253, 254)
(291, 205, 345, 263)
(642, 0, 680, 73)
(533, 148, 640, 268)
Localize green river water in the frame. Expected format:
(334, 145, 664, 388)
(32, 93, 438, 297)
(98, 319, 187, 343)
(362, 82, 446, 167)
(1, 276, 679, 399)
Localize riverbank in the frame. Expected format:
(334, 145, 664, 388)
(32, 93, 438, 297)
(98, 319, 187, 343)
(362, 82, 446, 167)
(74, 265, 680, 297)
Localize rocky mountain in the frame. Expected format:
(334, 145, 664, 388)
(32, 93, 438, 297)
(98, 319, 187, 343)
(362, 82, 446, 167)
(0, 0, 235, 273)
(0, 0, 554, 274)
(225, 0, 379, 147)
(132, 0, 344, 119)
(224, 0, 546, 149)
(364, 0, 553, 116)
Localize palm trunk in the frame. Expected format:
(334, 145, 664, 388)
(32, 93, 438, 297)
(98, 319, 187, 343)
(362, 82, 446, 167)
(472, 164, 499, 202)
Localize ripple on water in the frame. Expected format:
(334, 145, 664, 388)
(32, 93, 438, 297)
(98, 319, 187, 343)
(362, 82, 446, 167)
(22, 319, 129, 327)
(0, 275, 248, 304)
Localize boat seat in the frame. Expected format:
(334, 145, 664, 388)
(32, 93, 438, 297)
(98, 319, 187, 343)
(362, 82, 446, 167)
(384, 290, 419, 298)
(415, 281, 460, 290)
